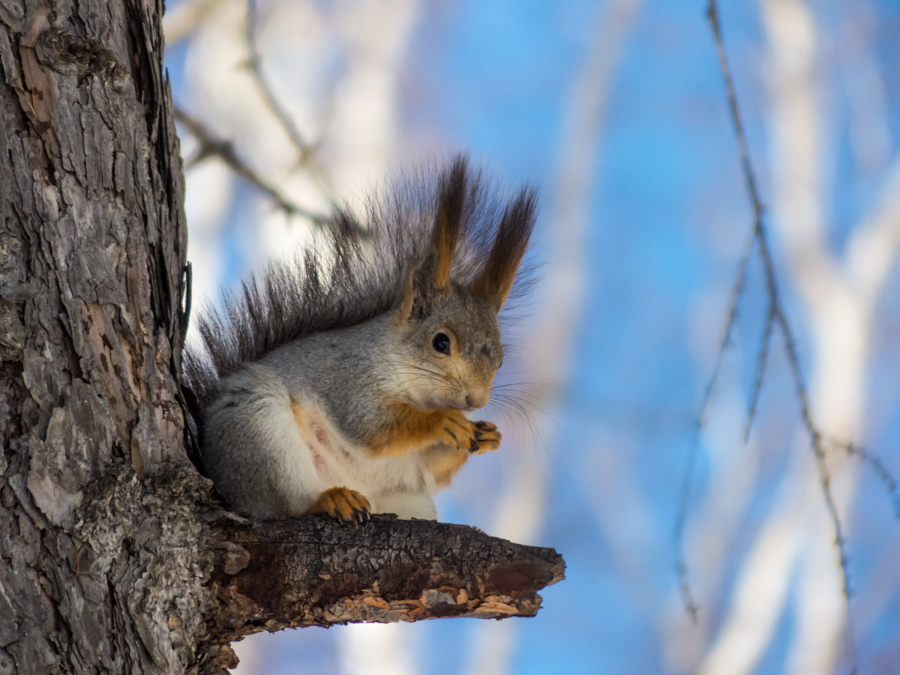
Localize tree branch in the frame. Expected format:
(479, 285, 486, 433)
(245, 0, 315, 165)
(199, 515, 565, 671)
(76, 464, 564, 674)
(174, 106, 328, 224)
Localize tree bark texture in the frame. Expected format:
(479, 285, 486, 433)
(204, 516, 564, 662)
(1, 0, 190, 671)
(0, 2, 565, 674)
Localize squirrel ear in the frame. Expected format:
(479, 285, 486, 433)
(470, 187, 537, 313)
(395, 264, 418, 327)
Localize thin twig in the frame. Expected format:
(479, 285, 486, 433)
(675, 529, 700, 623)
(744, 301, 775, 442)
(245, 0, 314, 163)
(701, 0, 860, 666)
(677, 5, 865, 667)
(243, 0, 339, 205)
(697, 230, 756, 432)
(845, 441, 900, 518)
(174, 106, 329, 224)
(674, 228, 755, 624)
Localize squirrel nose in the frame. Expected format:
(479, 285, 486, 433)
(466, 392, 489, 410)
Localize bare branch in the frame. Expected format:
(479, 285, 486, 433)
(704, 0, 847, 581)
(199, 515, 565, 671)
(245, 0, 315, 166)
(677, 10, 878, 659)
(174, 106, 329, 224)
(842, 440, 900, 519)
(242, 1, 339, 210)
(696, 231, 755, 433)
(679, 6, 900, 673)
(744, 303, 775, 443)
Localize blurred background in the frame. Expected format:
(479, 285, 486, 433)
(163, 0, 900, 673)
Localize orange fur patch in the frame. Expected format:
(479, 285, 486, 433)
(366, 402, 448, 457)
(291, 399, 334, 451)
(291, 398, 351, 478)
(366, 403, 478, 457)
(422, 421, 501, 485)
(423, 446, 470, 487)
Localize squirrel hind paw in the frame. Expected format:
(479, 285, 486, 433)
(308, 487, 371, 525)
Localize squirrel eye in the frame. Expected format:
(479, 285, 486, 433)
(432, 332, 451, 355)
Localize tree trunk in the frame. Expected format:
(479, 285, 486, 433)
(0, 3, 564, 674)
(1, 0, 191, 671)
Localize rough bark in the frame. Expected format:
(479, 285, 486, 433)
(0, 2, 565, 674)
(203, 511, 563, 671)
(1, 0, 190, 672)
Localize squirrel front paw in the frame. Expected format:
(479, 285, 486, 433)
(308, 487, 371, 524)
(470, 421, 501, 455)
(437, 411, 501, 454)
(437, 409, 479, 451)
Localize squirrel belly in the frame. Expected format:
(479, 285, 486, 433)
(201, 359, 439, 521)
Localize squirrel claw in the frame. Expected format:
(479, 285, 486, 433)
(308, 486, 371, 524)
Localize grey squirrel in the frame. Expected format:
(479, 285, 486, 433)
(183, 156, 536, 522)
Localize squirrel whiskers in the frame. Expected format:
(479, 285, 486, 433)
(184, 156, 537, 522)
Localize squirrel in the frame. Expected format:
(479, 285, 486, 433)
(183, 156, 536, 523)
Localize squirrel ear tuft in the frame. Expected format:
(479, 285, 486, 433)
(396, 157, 470, 326)
(470, 186, 537, 313)
(429, 155, 469, 291)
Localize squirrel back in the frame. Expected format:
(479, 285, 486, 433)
(184, 156, 537, 521)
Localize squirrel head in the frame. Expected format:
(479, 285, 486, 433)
(391, 157, 536, 412)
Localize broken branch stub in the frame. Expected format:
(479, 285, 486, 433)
(205, 515, 565, 641)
